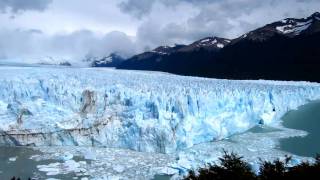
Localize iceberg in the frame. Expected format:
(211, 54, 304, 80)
(0, 66, 320, 153)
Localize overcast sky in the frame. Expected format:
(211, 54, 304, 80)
(0, 0, 319, 62)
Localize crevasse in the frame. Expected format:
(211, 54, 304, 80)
(0, 66, 320, 153)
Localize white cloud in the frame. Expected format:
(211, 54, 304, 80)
(0, 29, 136, 62)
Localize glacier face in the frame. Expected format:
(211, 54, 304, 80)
(0, 66, 320, 153)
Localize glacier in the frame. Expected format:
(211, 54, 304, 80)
(0, 66, 320, 154)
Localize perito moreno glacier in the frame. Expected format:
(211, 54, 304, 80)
(0, 66, 320, 154)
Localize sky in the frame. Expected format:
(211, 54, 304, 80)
(0, 0, 319, 62)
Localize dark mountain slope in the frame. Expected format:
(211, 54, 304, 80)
(118, 37, 228, 73)
(204, 32, 320, 81)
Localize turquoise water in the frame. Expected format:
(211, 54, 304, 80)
(152, 174, 172, 180)
(247, 125, 280, 134)
(0, 147, 89, 179)
(279, 101, 320, 157)
(0, 147, 43, 179)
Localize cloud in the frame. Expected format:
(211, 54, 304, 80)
(118, 0, 154, 19)
(0, 0, 53, 14)
(122, 0, 320, 48)
(118, 0, 209, 19)
(0, 29, 136, 62)
(1, 0, 320, 63)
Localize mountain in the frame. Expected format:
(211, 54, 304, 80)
(89, 53, 125, 67)
(153, 44, 186, 54)
(178, 37, 230, 52)
(129, 44, 186, 61)
(117, 37, 228, 72)
(209, 12, 320, 81)
(235, 12, 320, 42)
(118, 12, 320, 82)
(35, 56, 72, 66)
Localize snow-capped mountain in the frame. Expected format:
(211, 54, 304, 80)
(236, 12, 320, 42)
(273, 12, 320, 36)
(90, 53, 125, 67)
(117, 37, 229, 70)
(178, 37, 230, 52)
(125, 37, 229, 62)
(151, 46, 172, 55)
(34, 56, 72, 66)
(149, 37, 230, 55)
(118, 45, 186, 69)
(118, 12, 320, 82)
(151, 44, 186, 55)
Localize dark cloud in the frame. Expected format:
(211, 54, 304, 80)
(0, 0, 52, 13)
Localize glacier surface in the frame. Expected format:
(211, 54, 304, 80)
(0, 66, 320, 153)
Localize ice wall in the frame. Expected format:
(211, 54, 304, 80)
(0, 66, 320, 153)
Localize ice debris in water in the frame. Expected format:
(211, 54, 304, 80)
(30, 125, 312, 179)
(33, 146, 176, 179)
(37, 160, 87, 176)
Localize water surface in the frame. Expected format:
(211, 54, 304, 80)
(0, 147, 89, 179)
(279, 101, 320, 157)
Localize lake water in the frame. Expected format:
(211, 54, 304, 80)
(0, 147, 89, 180)
(0, 147, 43, 179)
(279, 101, 320, 157)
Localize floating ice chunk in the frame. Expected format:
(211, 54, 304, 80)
(8, 156, 17, 161)
(65, 159, 80, 169)
(44, 168, 60, 176)
(151, 167, 179, 175)
(37, 160, 84, 176)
